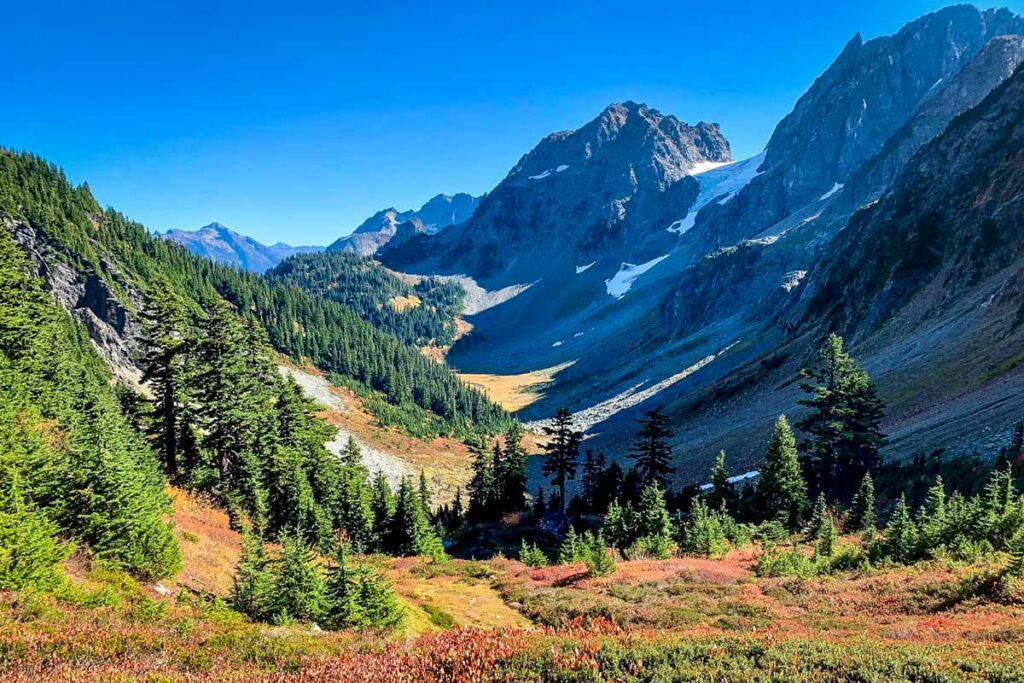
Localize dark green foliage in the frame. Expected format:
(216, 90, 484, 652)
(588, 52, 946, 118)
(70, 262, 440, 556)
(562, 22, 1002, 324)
(0, 231, 180, 580)
(583, 530, 616, 577)
(0, 149, 508, 442)
(230, 530, 273, 621)
(883, 495, 919, 565)
(541, 408, 581, 513)
(680, 498, 729, 559)
(628, 406, 675, 489)
(558, 526, 586, 564)
(323, 541, 405, 631)
(518, 539, 548, 568)
(755, 415, 808, 530)
(797, 334, 885, 503)
(387, 477, 446, 560)
(266, 250, 465, 348)
(0, 482, 70, 591)
(847, 473, 876, 532)
(602, 484, 674, 559)
(269, 531, 326, 624)
(706, 451, 737, 514)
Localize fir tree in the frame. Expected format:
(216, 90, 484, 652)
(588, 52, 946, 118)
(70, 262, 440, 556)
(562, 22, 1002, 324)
(467, 441, 495, 521)
(0, 480, 70, 591)
(628, 405, 674, 489)
(681, 498, 728, 559)
(584, 530, 616, 577)
(518, 539, 548, 567)
(140, 278, 190, 476)
(418, 469, 431, 513)
(706, 450, 737, 513)
(269, 531, 325, 623)
(532, 487, 547, 518)
(847, 472, 876, 532)
(797, 334, 885, 502)
(884, 494, 919, 565)
(370, 472, 395, 551)
(323, 540, 368, 630)
(917, 476, 947, 557)
(231, 529, 272, 621)
(496, 422, 528, 513)
(541, 407, 581, 514)
(755, 415, 808, 530)
(806, 493, 828, 539)
(558, 525, 585, 564)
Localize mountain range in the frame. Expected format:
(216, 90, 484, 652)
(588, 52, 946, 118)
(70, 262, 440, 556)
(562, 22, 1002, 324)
(160, 223, 321, 273)
(376, 4, 1024, 479)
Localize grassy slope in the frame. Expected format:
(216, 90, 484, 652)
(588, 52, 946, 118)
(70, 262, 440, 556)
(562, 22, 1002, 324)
(5, 501, 1024, 681)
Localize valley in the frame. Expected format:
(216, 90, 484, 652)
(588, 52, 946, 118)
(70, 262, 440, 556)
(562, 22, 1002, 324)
(5, 3, 1024, 680)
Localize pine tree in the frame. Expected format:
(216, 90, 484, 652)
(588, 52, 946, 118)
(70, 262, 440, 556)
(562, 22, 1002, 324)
(140, 278, 190, 476)
(584, 530, 616, 577)
(323, 540, 368, 630)
(532, 487, 547, 518)
(518, 539, 548, 567)
(370, 472, 395, 551)
(231, 529, 272, 621)
(847, 472, 876, 532)
(884, 494, 919, 565)
(628, 405, 675, 489)
(558, 525, 585, 564)
(467, 441, 496, 521)
(706, 450, 737, 513)
(541, 407, 581, 514)
(496, 422, 528, 513)
(755, 415, 808, 530)
(806, 493, 828, 539)
(0, 480, 70, 591)
(418, 469, 431, 513)
(269, 531, 326, 623)
(797, 334, 885, 502)
(814, 512, 838, 559)
(681, 498, 728, 558)
(580, 449, 606, 509)
(917, 476, 947, 557)
(356, 565, 405, 630)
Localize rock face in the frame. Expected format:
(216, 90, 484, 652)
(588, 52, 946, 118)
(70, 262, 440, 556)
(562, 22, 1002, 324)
(684, 5, 1024, 253)
(370, 6, 1024, 482)
(9, 218, 144, 385)
(162, 223, 321, 273)
(384, 102, 731, 285)
(327, 193, 480, 257)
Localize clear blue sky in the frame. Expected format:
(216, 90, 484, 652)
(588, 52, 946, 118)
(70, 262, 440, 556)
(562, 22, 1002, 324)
(5, 1, 1023, 245)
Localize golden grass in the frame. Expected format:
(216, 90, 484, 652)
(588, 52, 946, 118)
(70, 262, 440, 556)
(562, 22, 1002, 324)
(388, 294, 421, 312)
(457, 362, 572, 412)
(167, 487, 242, 596)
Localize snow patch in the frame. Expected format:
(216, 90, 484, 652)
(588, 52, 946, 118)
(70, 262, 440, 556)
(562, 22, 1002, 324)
(667, 153, 765, 234)
(781, 270, 807, 292)
(525, 341, 739, 433)
(605, 255, 669, 298)
(575, 261, 596, 274)
(551, 341, 563, 347)
(819, 182, 844, 200)
(573, 332, 585, 338)
(700, 471, 759, 491)
(529, 164, 569, 180)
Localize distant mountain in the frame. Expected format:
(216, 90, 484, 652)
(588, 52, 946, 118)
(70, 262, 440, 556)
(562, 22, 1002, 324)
(161, 222, 322, 273)
(326, 193, 480, 256)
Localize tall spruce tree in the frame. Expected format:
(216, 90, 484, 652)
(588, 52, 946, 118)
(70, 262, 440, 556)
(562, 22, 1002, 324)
(628, 405, 675, 489)
(755, 415, 808, 530)
(140, 278, 190, 476)
(797, 334, 885, 503)
(847, 472, 876, 532)
(496, 422, 528, 513)
(467, 441, 495, 521)
(541, 407, 581, 513)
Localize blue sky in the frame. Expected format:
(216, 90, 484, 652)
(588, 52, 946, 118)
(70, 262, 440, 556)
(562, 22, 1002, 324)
(6, 1, 1023, 245)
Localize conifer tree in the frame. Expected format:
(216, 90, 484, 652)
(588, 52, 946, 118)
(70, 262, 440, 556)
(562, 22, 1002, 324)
(496, 422, 528, 513)
(323, 540, 367, 630)
(231, 529, 272, 621)
(140, 278, 190, 476)
(532, 487, 547, 518)
(797, 334, 885, 502)
(418, 469, 431, 513)
(370, 472, 395, 551)
(628, 405, 674, 489)
(681, 498, 728, 558)
(357, 564, 405, 630)
(806, 493, 828, 539)
(706, 450, 737, 513)
(884, 494, 919, 565)
(847, 472, 876, 532)
(541, 407, 581, 514)
(581, 449, 606, 508)
(815, 513, 838, 559)
(917, 476, 947, 557)
(584, 530, 616, 577)
(467, 441, 495, 521)
(269, 531, 326, 623)
(755, 415, 808, 530)
(0, 480, 70, 591)
(558, 525, 585, 564)
(518, 539, 548, 567)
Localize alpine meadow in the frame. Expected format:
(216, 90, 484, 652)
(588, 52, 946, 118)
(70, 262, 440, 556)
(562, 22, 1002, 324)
(9, 3, 1024, 681)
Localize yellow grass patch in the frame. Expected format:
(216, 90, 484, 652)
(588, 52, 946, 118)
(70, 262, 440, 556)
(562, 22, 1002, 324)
(388, 293, 421, 312)
(167, 487, 242, 596)
(457, 362, 572, 412)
